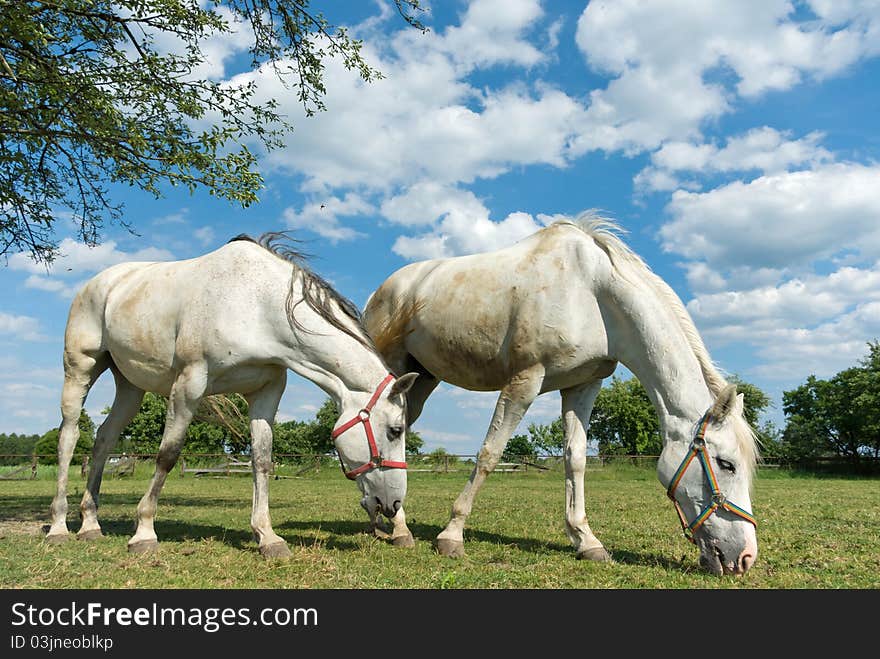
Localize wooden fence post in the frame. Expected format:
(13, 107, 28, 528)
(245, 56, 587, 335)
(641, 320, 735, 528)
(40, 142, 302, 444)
(81, 454, 89, 479)
(30, 454, 37, 480)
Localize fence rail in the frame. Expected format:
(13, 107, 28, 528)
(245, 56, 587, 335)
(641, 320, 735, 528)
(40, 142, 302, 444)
(2, 452, 877, 480)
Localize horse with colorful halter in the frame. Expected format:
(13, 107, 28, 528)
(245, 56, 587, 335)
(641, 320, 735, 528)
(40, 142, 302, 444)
(363, 212, 759, 575)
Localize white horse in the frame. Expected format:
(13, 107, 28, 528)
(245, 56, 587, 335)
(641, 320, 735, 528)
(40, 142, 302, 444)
(47, 233, 418, 557)
(363, 213, 759, 576)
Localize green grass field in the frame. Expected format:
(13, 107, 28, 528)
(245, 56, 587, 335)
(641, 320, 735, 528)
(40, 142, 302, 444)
(1, 464, 877, 588)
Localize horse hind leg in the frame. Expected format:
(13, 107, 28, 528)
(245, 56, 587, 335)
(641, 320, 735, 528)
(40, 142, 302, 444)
(77, 370, 144, 541)
(379, 356, 436, 549)
(47, 351, 111, 543)
(436, 365, 545, 557)
(561, 381, 611, 562)
(128, 364, 205, 554)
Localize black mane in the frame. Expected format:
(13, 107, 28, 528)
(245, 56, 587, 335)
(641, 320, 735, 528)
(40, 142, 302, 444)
(231, 232, 375, 353)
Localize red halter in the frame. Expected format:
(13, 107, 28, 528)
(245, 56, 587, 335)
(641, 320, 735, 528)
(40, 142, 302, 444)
(330, 374, 407, 480)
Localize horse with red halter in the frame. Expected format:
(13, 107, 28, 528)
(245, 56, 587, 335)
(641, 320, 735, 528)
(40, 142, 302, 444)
(47, 233, 418, 557)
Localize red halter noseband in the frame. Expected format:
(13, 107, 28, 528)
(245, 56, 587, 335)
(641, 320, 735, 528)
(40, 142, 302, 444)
(330, 374, 407, 480)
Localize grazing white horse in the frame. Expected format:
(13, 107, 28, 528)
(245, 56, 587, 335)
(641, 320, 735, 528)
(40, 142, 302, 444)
(47, 233, 418, 557)
(363, 213, 759, 576)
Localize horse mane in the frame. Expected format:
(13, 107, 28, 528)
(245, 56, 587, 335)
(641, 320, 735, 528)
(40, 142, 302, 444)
(556, 212, 759, 473)
(364, 296, 425, 359)
(228, 232, 377, 354)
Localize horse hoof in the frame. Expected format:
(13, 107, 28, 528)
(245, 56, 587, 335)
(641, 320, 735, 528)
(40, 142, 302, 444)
(260, 542, 291, 559)
(45, 533, 70, 545)
(128, 539, 159, 554)
(577, 547, 612, 562)
(77, 529, 104, 541)
(436, 538, 465, 557)
(391, 533, 415, 548)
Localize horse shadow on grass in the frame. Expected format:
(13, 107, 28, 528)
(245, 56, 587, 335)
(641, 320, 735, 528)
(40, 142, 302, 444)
(281, 519, 690, 571)
(0, 493, 690, 570)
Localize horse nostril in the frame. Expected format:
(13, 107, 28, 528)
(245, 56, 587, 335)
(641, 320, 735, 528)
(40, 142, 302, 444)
(739, 551, 755, 573)
(392, 500, 401, 513)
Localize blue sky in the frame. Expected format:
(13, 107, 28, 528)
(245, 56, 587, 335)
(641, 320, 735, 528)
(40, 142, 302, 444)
(2, 0, 880, 454)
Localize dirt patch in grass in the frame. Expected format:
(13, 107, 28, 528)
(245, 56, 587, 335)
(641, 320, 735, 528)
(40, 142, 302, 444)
(0, 520, 46, 538)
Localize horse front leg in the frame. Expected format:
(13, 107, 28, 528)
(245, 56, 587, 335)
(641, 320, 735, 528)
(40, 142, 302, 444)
(561, 381, 611, 562)
(246, 374, 291, 559)
(436, 365, 544, 557)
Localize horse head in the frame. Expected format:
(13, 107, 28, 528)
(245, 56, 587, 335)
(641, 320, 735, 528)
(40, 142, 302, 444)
(657, 384, 759, 576)
(332, 372, 418, 519)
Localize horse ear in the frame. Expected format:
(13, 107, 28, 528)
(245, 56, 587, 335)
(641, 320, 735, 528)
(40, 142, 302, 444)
(388, 372, 418, 399)
(709, 384, 739, 422)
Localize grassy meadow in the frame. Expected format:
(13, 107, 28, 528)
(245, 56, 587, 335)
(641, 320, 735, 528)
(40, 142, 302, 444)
(1, 463, 878, 589)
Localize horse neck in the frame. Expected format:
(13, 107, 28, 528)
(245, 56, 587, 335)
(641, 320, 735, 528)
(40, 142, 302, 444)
(605, 279, 714, 441)
(285, 309, 390, 405)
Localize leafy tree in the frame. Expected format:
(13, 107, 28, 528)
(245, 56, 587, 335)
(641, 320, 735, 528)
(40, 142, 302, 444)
(781, 342, 880, 463)
(33, 409, 95, 464)
(0, 0, 425, 263)
(114, 392, 249, 455)
(503, 433, 536, 461)
(527, 419, 565, 456)
(727, 375, 771, 428)
(427, 446, 450, 467)
(272, 420, 315, 457)
(0, 432, 40, 464)
(115, 392, 166, 454)
(590, 376, 661, 455)
(307, 398, 338, 455)
(405, 430, 423, 455)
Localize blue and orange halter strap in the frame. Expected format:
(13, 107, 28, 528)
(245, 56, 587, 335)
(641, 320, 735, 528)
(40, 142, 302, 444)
(666, 412, 757, 543)
(331, 374, 407, 480)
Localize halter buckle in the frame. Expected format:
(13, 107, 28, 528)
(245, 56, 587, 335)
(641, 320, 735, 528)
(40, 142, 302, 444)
(371, 455, 383, 466)
(358, 409, 371, 422)
(712, 492, 726, 506)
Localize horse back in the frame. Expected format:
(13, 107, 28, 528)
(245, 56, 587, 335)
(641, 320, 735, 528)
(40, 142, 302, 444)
(369, 224, 615, 390)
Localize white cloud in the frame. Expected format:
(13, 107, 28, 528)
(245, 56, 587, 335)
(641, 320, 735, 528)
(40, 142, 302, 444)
(689, 263, 880, 331)
(678, 250, 880, 381)
(282, 193, 373, 243)
(660, 163, 880, 270)
(152, 211, 189, 226)
(437, 0, 546, 70)
(636, 128, 833, 193)
(573, 1, 880, 154)
(0, 313, 47, 342)
(389, 185, 546, 260)
(23, 275, 83, 299)
(8, 239, 175, 303)
(9, 238, 174, 276)
(193, 227, 216, 247)
(381, 182, 486, 227)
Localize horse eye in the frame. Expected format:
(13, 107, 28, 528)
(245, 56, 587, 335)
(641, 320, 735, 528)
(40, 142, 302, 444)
(716, 458, 736, 473)
(387, 426, 404, 440)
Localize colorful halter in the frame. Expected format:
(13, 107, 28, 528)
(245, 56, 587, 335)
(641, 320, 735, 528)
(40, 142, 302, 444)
(666, 412, 757, 543)
(331, 374, 407, 480)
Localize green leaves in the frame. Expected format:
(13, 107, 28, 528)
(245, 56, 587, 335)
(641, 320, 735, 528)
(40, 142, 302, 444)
(0, 1, 424, 263)
(590, 377, 662, 456)
(781, 341, 880, 463)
